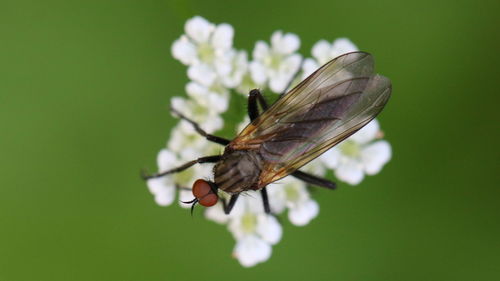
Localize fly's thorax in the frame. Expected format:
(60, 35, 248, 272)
(213, 150, 263, 193)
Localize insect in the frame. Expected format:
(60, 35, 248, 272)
(143, 51, 391, 214)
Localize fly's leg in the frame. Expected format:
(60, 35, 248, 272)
(170, 106, 230, 146)
(260, 187, 271, 214)
(292, 170, 337, 190)
(248, 90, 272, 214)
(222, 194, 240, 214)
(141, 155, 222, 179)
(248, 89, 269, 120)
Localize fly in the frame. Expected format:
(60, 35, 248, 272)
(143, 51, 392, 214)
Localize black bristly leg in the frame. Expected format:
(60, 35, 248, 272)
(248, 89, 269, 121)
(141, 155, 221, 180)
(222, 194, 240, 214)
(260, 187, 271, 214)
(291, 170, 336, 190)
(170, 106, 230, 146)
(248, 90, 273, 214)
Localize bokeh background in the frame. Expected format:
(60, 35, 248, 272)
(1, 0, 499, 280)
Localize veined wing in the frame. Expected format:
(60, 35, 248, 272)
(231, 52, 392, 187)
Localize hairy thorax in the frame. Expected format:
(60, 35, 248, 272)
(213, 149, 263, 194)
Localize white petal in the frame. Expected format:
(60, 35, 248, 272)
(147, 177, 176, 206)
(204, 202, 229, 224)
(228, 214, 251, 241)
(233, 235, 272, 267)
(288, 199, 319, 226)
(185, 82, 228, 114)
(330, 38, 358, 58)
(256, 215, 282, 245)
(272, 31, 300, 54)
(207, 92, 228, 113)
(213, 53, 232, 77)
(244, 192, 268, 214)
(269, 54, 302, 93)
(361, 140, 392, 175)
(154, 190, 176, 206)
(185, 81, 207, 99)
(170, 97, 188, 113)
(350, 119, 380, 144)
(171, 36, 197, 65)
(178, 119, 196, 133)
(280, 53, 302, 74)
(211, 23, 233, 50)
(270, 30, 283, 50)
(252, 41, 270, 61)
(320, 147, 340, 169)
(178, 147, 201, 161)
(282, 178, 310, 206)
(249, 61, 268, 85)
(301, 58, 319, 79)
(311, 39, 332, 64)
(187, 64, 216, 86)
(200, 114, 223, 133)
(146, 176, 167, 195)
(220, 51, 248, 88)
(157, 149, 176, 171)
(335, 159, 364, 185)
(185, 16, 214, 43)
(266, 184, 287, 214)
(269, 75, 290, 93)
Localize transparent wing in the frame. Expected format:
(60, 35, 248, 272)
(231, 52, 392, 186)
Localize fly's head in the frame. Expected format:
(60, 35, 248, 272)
(183, 179, 219, 214)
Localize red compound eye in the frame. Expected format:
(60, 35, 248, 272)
(192, 179, 218, 207)
(198, 193, 218, 207)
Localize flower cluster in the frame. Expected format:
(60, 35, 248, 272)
(147, 16, 392, 267)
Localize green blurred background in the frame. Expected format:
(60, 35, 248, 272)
(1, 0, 499, 280)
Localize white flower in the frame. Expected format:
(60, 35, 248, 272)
(267, 177, 319, 226)
(320, 119, 391, 185)
(150, 15, 393, 267)
(147, 177, 175, 206)
(172, 16, 245, 93)
(170, 96, 223, 133)
(249, 31, 302, 93)
(172, 16, 233, 66)
(228, 193, 282, 267)
(233, 235, 271, 267)
(146, 149, 177, 206)
(313, 38, 358, 64)
(302, 38, 358, 79)
(187, 63, 217, 87)
(217, 50, 248, 88)
(167, 120, 206, 158)
(235, 71, 262, 95)
(147, 147, 217, 208)
(185, 81, 229, 114)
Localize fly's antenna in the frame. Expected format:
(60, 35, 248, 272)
(181, 198, 199, 216)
